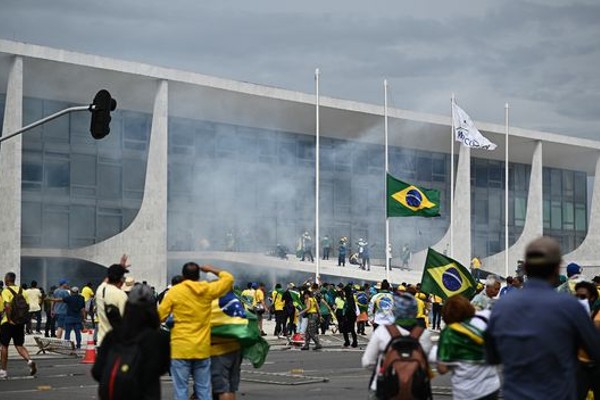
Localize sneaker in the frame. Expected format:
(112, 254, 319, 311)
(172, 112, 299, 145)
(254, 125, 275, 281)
(300, 346, 309, 351)
(28, 360, 37, 376)
(0, 369, 7, 379)
(351, 343, 358, 348)
(314, 345, 322, 351)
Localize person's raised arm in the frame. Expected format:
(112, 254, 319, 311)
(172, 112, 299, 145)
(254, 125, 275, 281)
(202, 265, 234, 299)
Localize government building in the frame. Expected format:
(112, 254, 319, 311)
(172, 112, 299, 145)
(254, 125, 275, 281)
(1, 40, 598, 288)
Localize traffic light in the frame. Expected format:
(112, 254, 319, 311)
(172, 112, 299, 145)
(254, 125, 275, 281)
(89, 89, 117, 139)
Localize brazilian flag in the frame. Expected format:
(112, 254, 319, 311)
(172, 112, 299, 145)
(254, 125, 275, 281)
(387, 174, 440, 217)
(420, 248, 476, 300)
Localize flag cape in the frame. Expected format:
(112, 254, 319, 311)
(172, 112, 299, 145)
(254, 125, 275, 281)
(355, 291, 369, 313)
(211, 291, 269, 368)
(452, 101, 497, 150)
(420, 248, 476, 300)
(387, 174, 440, 218)
(289, 290, 304, 310)
(437, 322, 485, 362)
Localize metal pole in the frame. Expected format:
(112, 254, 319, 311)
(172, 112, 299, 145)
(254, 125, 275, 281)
(450, 95, 455, 258)
(384, 80, 390, 282)
(0, 105, 91, 144)
(505, 103, 510, 278)
(315, 68, 320, 283)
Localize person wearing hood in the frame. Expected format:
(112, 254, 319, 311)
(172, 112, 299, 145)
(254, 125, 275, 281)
(557, 262, 586, 295)
(158, 263, 234, 400)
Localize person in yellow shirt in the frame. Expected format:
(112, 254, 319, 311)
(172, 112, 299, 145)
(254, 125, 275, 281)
(300, 291, 322, 350)
(81, 282, 95, 330)
(471, 257, 482, 280)
(158, 263, 233, 400)
(272, 284, 286, 337)
(1, 272, 36, 379)
(252, 283, 267, 336)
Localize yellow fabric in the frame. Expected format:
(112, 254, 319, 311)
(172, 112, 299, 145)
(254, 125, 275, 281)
(416, 297, 427, 327)
(158, 271, 234, 359)
(211, 336, 242, 357)
(273, 291, 285, 311)
(306, 297, 318, 314)
(432, 295, 443, 304)
(579, 312, 600, 362)
(241, 288, 255, 309)
(253, 288, 265, 307)
(2, 286, 30, 325)
(96, 282, 128, 346)
(448, 322, 485, 345)
(81, 286, 94, 302)
(471, 258, 481, 269)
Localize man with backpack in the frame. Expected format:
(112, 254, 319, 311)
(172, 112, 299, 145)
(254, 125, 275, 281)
(0, 272, 37, 379)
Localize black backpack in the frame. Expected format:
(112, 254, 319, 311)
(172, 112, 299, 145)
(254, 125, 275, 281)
(7, 287, 30, 325)
(98, 334, 145, 400)
(375, 325, 432, 400)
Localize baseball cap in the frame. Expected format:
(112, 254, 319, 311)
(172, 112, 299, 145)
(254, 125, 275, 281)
(287, 283, 295, 289)
(127, 284, 155, 306)
(70, 286, 79, 293)
(107, 264, 128, 281)
(123, 276, 135, 292)
(566, 262, 582, 277)
(525, 237, 562, 267)
(59, 279, 68, 286)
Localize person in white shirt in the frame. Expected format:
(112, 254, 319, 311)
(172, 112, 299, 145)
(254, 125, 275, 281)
(95, 264, 129, 346)
(25, 281, 43, 334)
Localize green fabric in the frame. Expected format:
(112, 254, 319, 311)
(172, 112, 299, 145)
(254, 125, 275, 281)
(387, 173, 440, 218)
(437, 321, 485, 362)
(420, 248, 476, 300)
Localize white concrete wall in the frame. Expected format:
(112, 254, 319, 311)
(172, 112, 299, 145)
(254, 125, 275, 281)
(484, 141, 543, 276)
(0, 56, 23, 281)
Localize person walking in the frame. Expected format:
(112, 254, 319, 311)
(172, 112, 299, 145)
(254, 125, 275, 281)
(158, 263, 234, 400)
(301, 232, 314, 262)
(0, 272, 37, 379)
(25, 281, 42, 335)
(321, 235, 331, 260)
(574, 280, 600, 400)
(471, 276, 501, 311)
(300, 290, 322, 350)
(282, 284, 297, 336)
(486, 237, 600, 399)
(53, 280, 70, 339)
(62, 287, 86, 349)
(253, 283, 267, 336)
(43, 286, 56, 338)
(342, 285, 358, 348)
(81, 282, 95, 330)
(368, 280, 395, 330)
(272, 284, 286, 337)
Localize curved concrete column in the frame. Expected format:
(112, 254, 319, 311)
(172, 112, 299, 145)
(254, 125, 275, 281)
(0, 56, 23, 280)
(412, 143, 472, 270)
(484, 140, 543, 276)
(67, 80, 169, 286)
(564, 151, 600, 265)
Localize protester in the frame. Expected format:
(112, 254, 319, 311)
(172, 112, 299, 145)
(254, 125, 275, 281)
(342, 285, 358, 348)
(436, 295, 500, 400)
(0, 272, 37, 379)
(81, 282, 95, 330)
(158, 263, 234, 400)
(253, 282, 267, 336)
(96, 264, 129, 346)
(300, 290, 322, 350)
(62, 287, 86, 349)
(430, 293, 443, 330)
(486, 237, 600, 399)
(301, 231, 314, 262)
(53, 280, 70, 339)
(361, 293, 433, 394)
(338, 237, 347, 267)
(368, 280, 395, 330)
(574, 280, 600, 400)
(321, 235, 331, 260)
(93, 285, 170, 400)
(44, 286, 56, 338)
(558, 262, 586, 295)
(272, 284, 286, 337)
(282, 283, 297, 335)
(471, 275, 501, 311)
(25, 281, 42, 335)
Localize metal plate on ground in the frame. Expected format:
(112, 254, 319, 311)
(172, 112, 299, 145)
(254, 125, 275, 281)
(241, 370, 329, 386)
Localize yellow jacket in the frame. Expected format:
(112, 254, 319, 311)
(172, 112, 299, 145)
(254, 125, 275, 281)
(158, 272, 234, 359)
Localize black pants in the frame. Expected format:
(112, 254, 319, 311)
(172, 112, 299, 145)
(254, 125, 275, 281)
(361, 257, 370, 270)
(320, 314, 331, 334)
(274, 310, 287, 336)
(322, 247, 330, 260)
(357, 321, 366, 334)
(338, 254, 345, 266)
(431, 303, 442, 330)
(26, 311, 42, 333)
(285, 308, 296, 335)
(44, 312, 56, 337)
(577, 362, 600, 400)
(301, 250, 314, 262)
(343, 317, 357, 347)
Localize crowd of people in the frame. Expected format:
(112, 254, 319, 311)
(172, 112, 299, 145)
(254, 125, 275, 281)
(2, 236, 600, 399)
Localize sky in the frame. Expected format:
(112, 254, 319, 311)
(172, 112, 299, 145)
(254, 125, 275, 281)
(1, 0, 599, 139)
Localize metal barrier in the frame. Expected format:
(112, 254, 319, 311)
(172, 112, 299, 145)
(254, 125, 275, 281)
(33, 337, 78, 357)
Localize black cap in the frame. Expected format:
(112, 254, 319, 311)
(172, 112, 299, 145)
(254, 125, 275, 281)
(107, 264, 128, 281)
(127, 284, 155, 306)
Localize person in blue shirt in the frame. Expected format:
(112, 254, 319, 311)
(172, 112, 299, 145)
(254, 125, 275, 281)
(486, 237, 600, 400)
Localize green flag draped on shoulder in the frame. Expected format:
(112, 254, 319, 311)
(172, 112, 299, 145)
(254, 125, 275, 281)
(420, 248, 476, 300)
(211, 291, 270, 368)
(387, 174, 440, 217)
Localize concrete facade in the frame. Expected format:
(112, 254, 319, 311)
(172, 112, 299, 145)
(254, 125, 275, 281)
(2, 40, 600, 285)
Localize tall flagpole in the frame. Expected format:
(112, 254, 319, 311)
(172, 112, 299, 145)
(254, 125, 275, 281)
(504, 103, 509, 278)
(315, 68, 320, 282)
(384, 79, 390, 282)
(450, 94, 455, 258)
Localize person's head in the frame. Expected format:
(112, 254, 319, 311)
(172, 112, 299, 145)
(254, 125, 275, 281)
(59, 279, 69, 288)
(442, 295, 476, 324)
(406, 286, 418, 296)
(392, 293, 418, 327)
(287, 282, 295, 290)
(31, 280, 38, 288)
(275, 283, 282, 290)
(311, 283, 319, 292)
(575, 281, 599, 306)
(21, 283, 28, 290)
(485, 276, 502, 298)
(119, 284, 160, 340)
(71, 286, 80, 294)
(381, 280, 391, 291)
(4, 272, 16, 285)
(566, 263, 583, 278)
(182, 262, 200, 281)
(123, 276, 135, 293)
(171, 275, 183, 286)
(513, 276, 524, 288)
(505, 276, 514, 286)
(259, 282, 265, 290)
(524, 237, 562, 283)
(592, 276, 600, 285)
(85, 282, 92, 288)
(106, 264, 127, 287)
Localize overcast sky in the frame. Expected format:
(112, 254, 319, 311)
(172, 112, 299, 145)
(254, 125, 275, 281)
(1, 0, 599, 139)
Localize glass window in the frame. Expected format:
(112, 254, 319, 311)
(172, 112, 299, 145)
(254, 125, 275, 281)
(279, 142, 296, 166)
(543, 199, 551, 229)
(70, 205, 96, 240)
(574, 172, 586, 202)
(123, 111, 150, 142)
(562, 201, 574, 229)
(123, 158, 146, 196)
(42, 208, 69, 247)
(416, 156, 431, 182)
(71, 154, 96, 186)
(97, 214, 122, 240)
(22, 153, 43, 191)
(45, 159, 70, 189)
(551, 200, 562, 230)
(43, 101, 70, 143)
(515, 196, 526, 227)
(562, 171, 574, 197)
(575, 204, 587, 232)
(551, 170, 562, 197)
(22, 201, 42, 238)
(98, 163, 122, 199)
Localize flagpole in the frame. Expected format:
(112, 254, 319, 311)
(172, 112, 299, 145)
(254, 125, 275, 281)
(504, 102, 509, 278)
(315, 68, 320, 283)
(450, 94, 455, 258)
(384, 79, 390, 282)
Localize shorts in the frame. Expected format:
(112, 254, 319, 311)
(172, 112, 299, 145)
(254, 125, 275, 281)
(0, 323, 25, 347)
(55, 314, 66, 329)
(211, 350, 243, 394)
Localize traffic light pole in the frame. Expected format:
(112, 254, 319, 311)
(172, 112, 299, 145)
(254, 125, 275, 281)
(0, 104, 93, 144)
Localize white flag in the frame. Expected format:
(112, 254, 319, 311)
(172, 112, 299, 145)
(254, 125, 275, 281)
(452, 101, 497, 150)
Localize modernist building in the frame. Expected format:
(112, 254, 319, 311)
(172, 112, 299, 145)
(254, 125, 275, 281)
(1, 40, 599, 288)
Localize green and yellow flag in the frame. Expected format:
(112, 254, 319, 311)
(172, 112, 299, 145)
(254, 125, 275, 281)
(211, 291, 270, 368)
(387, 174, 440, 218)
(420, 248, 476, 300)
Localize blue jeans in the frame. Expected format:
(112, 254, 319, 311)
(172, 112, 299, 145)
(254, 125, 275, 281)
(64, 321, 82, 348)
(171, 358, 211, 400)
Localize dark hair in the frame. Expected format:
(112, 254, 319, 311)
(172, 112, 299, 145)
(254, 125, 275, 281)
(171, 275, 184, 286)
(575, 281, 599, 303)
(592, 276, 600, 284)
(182, 262, 200, 281)
(116, 302, 160, 342)
(31, 280, 38, 288)
(21, 283, 28, 289)
(247, 282, 253, 289)
(506, 276, 513, 285)
(524, 257, 558, 280)
(381, 280, 390, 291)
(275, 283, 282, 289)
(344, 285, 356, 311)
(4, 272, 16, 284)
(441, 295, 475, 324)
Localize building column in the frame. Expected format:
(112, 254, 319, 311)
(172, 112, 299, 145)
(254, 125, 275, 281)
(68, 80, 169, 287)
(484, 140, 543, 276)
(564, 151, 600, 265)
(0, 56, 23, 281)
